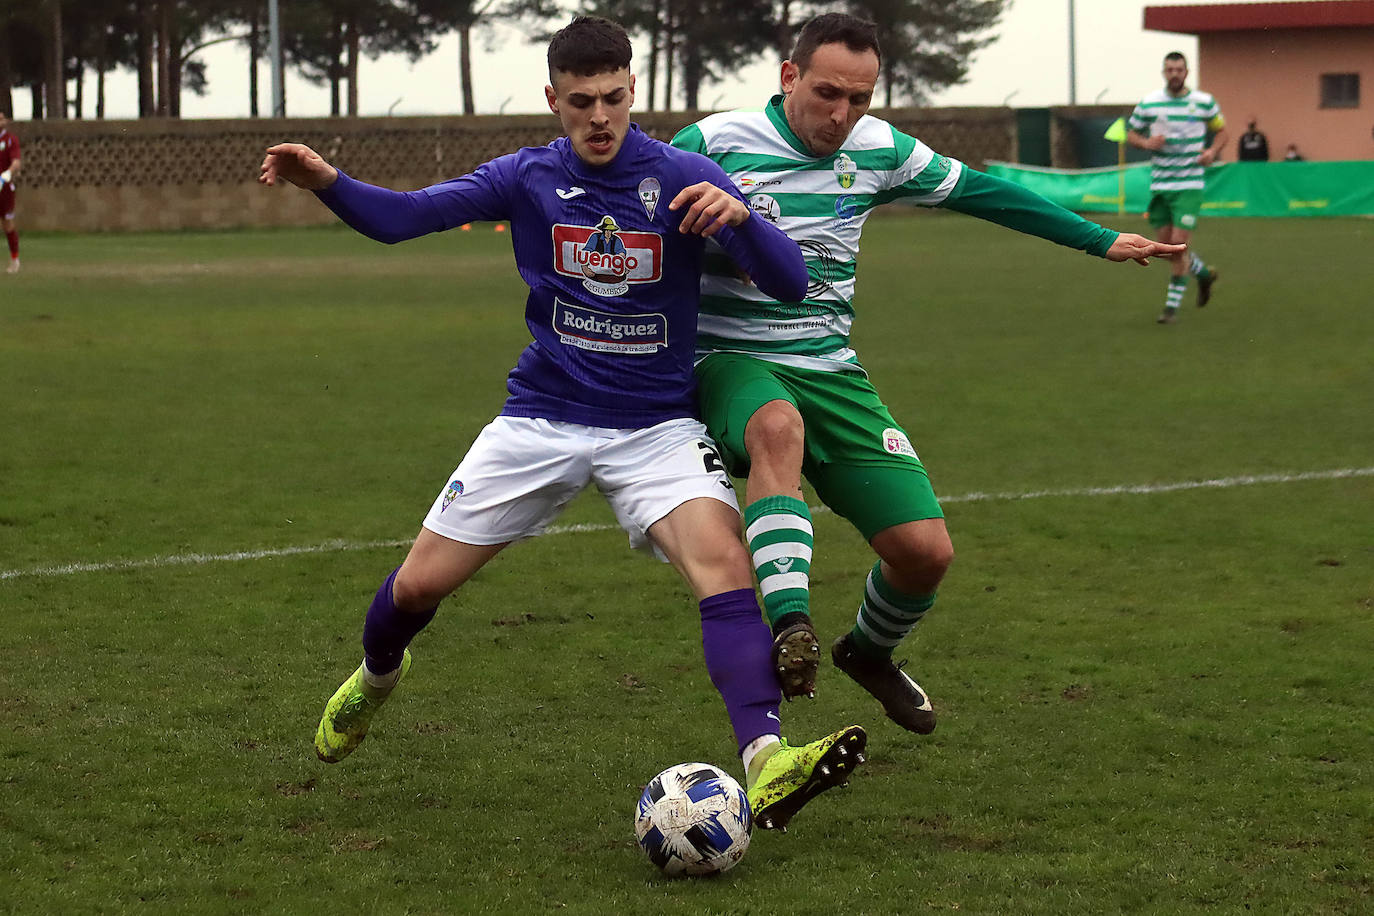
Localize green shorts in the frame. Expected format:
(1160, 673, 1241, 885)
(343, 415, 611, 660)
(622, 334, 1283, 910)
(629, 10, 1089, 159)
(1147, 188, 1204, 231)
(695, 353, 943, 540)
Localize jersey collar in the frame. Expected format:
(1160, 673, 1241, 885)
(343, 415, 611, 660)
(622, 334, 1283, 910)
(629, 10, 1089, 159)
(765, 94, 822, 159)
(560, 123, 650, 178)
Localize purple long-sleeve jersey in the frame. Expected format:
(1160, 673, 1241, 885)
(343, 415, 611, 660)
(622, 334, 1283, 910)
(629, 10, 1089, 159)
(315, 125, 807, 428)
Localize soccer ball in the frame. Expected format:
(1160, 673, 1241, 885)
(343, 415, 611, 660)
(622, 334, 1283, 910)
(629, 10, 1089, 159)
(634, 762, 752, 877)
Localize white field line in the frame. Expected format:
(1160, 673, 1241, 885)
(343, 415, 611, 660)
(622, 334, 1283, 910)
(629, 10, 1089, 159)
(3, 467, 1370, 582)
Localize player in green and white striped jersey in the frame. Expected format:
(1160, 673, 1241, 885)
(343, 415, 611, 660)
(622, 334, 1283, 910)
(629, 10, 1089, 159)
(1127, 52, 1228, 324)
(672, 13, 1182, 734)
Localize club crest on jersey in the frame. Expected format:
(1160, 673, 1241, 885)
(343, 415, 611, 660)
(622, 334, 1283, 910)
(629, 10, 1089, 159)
(638, 177, 661, 220)
(881, 428, 918, 459)
(441, 479, 464, 510)
(553, 216, 663, 297)
(553, 297, 668, 354)
(834, 153, 856, 189)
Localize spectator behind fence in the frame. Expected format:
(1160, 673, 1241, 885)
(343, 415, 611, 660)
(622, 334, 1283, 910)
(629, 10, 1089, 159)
(1237, 120, 1269, 161)
(1284, 143, 1304, 162)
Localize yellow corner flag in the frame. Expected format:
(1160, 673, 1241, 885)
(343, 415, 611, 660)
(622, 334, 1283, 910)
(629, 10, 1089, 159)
(1103, 117, 1128, 143)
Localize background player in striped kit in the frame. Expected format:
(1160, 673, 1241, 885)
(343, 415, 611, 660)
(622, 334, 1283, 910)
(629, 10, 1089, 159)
(1127, 52, 1227, 324)
(674, 13, 1182, 734)
(261, 15, 866, 833)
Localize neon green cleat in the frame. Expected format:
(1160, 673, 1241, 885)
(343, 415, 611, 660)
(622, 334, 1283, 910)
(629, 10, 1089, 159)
(314, 650, 412, 763)
(746, 725, 867, 831)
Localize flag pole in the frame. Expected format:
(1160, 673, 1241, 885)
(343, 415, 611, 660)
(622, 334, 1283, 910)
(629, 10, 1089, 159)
(1103, 117, 1128, 215)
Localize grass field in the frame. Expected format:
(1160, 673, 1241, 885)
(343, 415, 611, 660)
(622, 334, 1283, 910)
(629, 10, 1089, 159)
(2, 211, 1371, 914)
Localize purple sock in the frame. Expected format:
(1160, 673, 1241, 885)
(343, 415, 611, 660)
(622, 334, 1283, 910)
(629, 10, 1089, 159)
(362, 567, 438, 674)
(699, 588, 783, 755)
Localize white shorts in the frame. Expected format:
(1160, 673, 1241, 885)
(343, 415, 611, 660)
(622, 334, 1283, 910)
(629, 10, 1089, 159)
(422, 416, 739, 551)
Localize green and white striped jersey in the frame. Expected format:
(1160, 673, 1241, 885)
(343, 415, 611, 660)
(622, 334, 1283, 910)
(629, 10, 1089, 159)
(672, 95, 965, 373)
(1127, 88, 1225, 192)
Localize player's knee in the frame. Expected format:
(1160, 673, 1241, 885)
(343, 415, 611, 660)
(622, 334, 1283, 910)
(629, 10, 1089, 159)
(744, 401, 804, 460)
(886, 530, 954, 586)
(927, 539, 955, 578)
(391, 567, 450, 613)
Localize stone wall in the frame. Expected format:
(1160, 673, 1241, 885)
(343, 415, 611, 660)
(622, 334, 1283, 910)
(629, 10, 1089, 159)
(13, 108, 1018, 232)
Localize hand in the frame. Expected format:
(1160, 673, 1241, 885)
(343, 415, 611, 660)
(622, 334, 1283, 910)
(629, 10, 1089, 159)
(1200, 147, 1219, 166)
(0, 169, 9, 186)
(1104, 233, 1187, 266)
(1145, 134, 1168, 151)
(259, 143, 338, 190)
(668, 181, 750, 237)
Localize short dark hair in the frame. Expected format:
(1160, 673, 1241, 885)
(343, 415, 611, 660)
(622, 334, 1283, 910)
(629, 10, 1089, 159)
(547, 16, 632, 79)
(791, 13, 881, 72)
(1164, 51, 1187, 66)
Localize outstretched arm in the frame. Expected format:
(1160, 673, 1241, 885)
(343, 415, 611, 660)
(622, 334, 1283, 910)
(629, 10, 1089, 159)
(260, 142, 439, 243)
(943, 168, 1182, 264)
(1103, 233, 1186, 266)
(669, 180, 808, 303)
(259, 142, 338, 190)
(943, 168, 1120, 255)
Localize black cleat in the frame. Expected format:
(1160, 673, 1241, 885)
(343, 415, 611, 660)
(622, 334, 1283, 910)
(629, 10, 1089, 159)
(1156, 308, 1178, 324)
(1197, 269, 1218, 307)
(771, 619, 821, 699)
(832, 634, 936, 735)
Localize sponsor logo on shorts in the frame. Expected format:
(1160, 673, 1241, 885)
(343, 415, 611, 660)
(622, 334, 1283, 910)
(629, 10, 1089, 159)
(882, 428, 918, 459)
(553, 298, 668, 353)
(441, 479, 464, 510)
(552, 218, 663, 297)
(1180, 213, 1197, 229)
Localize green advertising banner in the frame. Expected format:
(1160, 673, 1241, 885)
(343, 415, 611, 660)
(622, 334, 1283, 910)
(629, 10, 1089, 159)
(984, 160, 1374, 218)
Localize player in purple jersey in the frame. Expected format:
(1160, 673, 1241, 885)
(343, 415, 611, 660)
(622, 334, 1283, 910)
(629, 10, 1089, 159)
(260, 16, 867, 832)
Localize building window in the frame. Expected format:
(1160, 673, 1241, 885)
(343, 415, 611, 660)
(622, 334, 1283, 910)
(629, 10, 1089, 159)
(1320, 73, 1360, 109)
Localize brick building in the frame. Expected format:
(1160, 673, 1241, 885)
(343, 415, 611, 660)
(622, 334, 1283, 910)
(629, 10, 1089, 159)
(1144, 1, 1373, 161)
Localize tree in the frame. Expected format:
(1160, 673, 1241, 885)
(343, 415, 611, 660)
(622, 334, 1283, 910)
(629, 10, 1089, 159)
(675, 0, 775, 109)
(415, 0, 561, 116)
(44, 0, 64, 118)
(846, 0, 1005, 106)
(284, 0, 435, 117)
(592, 0, 774, 111)
(1, 0, 49, 118)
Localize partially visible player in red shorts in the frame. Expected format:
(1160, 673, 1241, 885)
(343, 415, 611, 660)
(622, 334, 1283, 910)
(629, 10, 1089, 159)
(0, 110, 20, 274)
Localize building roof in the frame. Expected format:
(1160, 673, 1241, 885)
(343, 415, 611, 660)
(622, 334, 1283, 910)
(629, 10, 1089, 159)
(1145, 1, 1374, 34)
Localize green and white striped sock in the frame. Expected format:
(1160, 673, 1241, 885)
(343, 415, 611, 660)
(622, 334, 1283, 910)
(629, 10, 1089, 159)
(744, 495, 813, 629)
(849, 562, 936, 659)
(1187, 251, 1211, 280)
(1164, 276, 1187, 311)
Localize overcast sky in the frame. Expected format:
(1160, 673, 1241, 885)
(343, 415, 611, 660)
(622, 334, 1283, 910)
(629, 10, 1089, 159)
(21, 0, 1293, 121)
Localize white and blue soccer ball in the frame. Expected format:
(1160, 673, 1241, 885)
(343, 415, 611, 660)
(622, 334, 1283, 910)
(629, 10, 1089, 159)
(634, 762, 752, 877)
